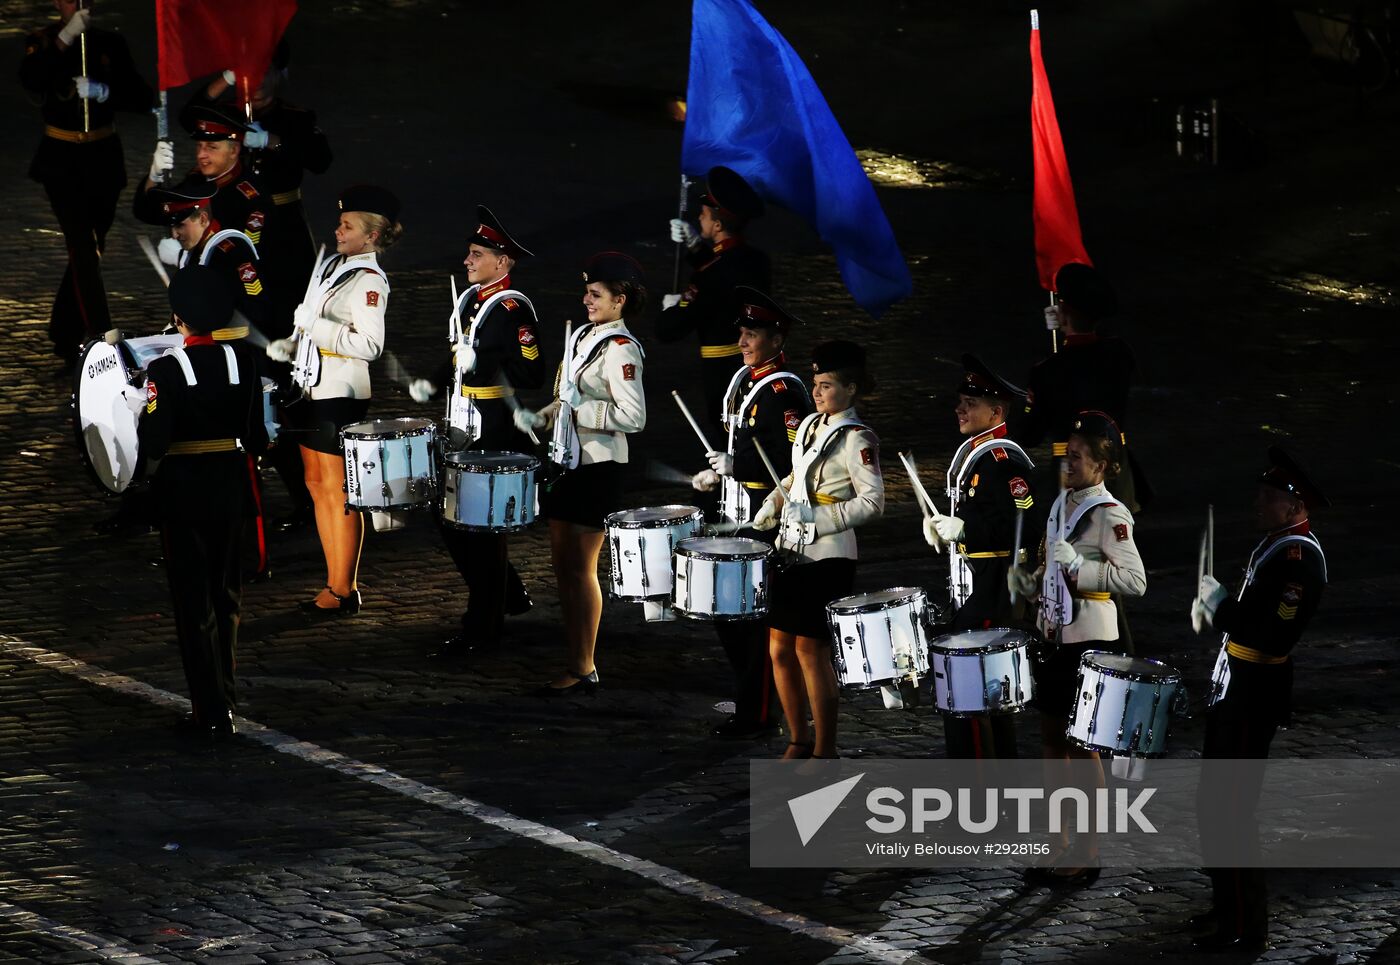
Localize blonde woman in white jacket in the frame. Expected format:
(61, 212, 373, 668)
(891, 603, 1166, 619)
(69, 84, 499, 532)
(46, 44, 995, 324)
(268, 185, 401, 615)
(753, 341, 884, 759)
(516, 252, 647, 696)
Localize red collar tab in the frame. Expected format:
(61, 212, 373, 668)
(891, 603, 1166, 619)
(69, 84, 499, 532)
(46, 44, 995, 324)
(1272, 519, 1312, 538)
(183, 334, 216, 346)
(212, 161, 244, 188)
(972, 422, 1010, 446)
(479, 275, 510, 299)
(711, 236, 741, 254)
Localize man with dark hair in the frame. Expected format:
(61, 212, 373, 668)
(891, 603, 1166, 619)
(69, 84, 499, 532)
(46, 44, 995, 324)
(136, 267, 269, 740)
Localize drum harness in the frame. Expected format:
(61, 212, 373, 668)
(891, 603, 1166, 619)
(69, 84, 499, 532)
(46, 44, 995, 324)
(447, 284, 535, 446)
(290, 253, 388, 395)
(717, 365, 804, 526)
(547, 322, 644, 471)
(160, 344, 252, 455)
(944, 431, 1034, 610)
(779, 412, 871, 561)
(1037, 488, 1117, 639)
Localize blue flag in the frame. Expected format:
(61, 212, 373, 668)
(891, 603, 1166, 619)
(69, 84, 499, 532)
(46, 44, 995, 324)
(682, 0, 912, 318)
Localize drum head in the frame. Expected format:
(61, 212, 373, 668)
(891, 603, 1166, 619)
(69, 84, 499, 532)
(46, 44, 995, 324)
(606, 504, 702, 527)
(829, 586, 926, 613)
(675, 536, 769, 559)
(1081, 651, 1179, 680)
(123, 333, 183, 368)
(930, 627, 1033, 654)
(445, 450, 539, 471)
(343, 417, 436, 439)
(72, 339, 142, 494)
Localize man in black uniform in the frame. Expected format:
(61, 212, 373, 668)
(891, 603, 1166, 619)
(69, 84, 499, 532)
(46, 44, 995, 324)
(658, 166, 771, 423)
(20, 0, 154, 370)
(1189, 446, 1328, 953)
(1014, 262, 1148, 512)
(409, 206, 544, 656)
(690, 287, 810, 738)
(923, 355, 1036, 758)
(136, 267, 268, 740)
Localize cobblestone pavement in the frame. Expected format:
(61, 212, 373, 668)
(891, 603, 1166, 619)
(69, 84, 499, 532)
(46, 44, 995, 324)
(3, 1, 1399, 962)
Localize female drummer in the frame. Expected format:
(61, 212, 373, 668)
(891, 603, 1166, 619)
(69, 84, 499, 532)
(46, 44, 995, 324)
(752, 341, 884, 759)
(1008, 409, 1146, 886)
(515, 252, 647, 695)
(267, 185, 401, 615)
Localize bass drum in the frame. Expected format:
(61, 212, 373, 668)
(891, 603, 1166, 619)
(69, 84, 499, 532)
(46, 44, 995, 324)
(71, 334, 183, 494)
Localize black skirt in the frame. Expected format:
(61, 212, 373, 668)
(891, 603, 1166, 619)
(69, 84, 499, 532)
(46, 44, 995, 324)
(539, 460, 624, 530)
(289, 396, 371, 455)
(1031, 638, 1122, 725)
(766, 557, 857, 639)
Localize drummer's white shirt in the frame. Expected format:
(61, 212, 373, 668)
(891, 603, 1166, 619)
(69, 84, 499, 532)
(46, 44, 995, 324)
(560, 319, 646, 465)
(304, 251, 388, 400)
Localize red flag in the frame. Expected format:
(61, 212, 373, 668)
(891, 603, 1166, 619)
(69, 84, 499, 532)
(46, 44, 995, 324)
(1030, 10, 1091, 291)
(156, 0, 297, 93)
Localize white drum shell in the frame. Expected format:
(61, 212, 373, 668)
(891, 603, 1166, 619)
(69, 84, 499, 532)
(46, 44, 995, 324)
(342, 419, 438, 511)
(606, 506, 703, 601)
(929, 629, 1035, 716)
(441, 452, 538, 531)
(1066, 652, 1182, 757)
(826, 588, 931, 689)
(671, 537, 771, 620)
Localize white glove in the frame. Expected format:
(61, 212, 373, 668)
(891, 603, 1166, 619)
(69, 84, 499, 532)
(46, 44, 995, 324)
(662, 293, 682, 311)
(782, 501, 814, 526)
(120, 385, 146, 415)
(537, 400, 562, 430)
(1007, 566, 1038, 599)
(149, 140, 174, 183)
(559, 381, 583, 410)
(705, 450, 733, 476)
(669, 218, 700, 249)
(221, 69, 237, 86)
(1196, 575, 1228, 625)
(515, 407, 547, 434)
(292, 304, 315, 335)
(1044, 305, 1062, 330)
(921, 516, 945, 551)
(932, 515, 965, 543)
(102, 328, 122, 345)
(1191, 597, 1209, 634)
(1052, 538, 1084, 573)
(243, 121, 269, 150)
(74, 77, 109, 103)
(57, 8, 90, 46)
(751, 501, 778, 532)
(266, 339, 295, 363)
(408, 378, 436, 404)
(691, 469, 721, 492)
(454, 337, 478, 375)
(157, 237, 182, 266)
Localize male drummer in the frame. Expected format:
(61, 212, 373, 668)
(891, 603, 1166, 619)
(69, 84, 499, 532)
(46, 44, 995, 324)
(1189, 446, 1328, 953)
(922, 355, 1035, 759)
(407, 206, 545, 657)
(658, 167, 772, 424)
(135, 267, 268, 740)
(690, 287, 810, 738)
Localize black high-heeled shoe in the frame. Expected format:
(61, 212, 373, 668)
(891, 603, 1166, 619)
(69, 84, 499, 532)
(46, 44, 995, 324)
(299, 587, 361, 616)
(534, 670, 599, 697)
(781, 741, 815, 760)
(1045, 864, 1100, 890)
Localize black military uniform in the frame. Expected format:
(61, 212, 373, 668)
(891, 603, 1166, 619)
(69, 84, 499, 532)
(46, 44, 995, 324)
(433, 207, 545, 653)
(21, 12, 154, 365)
(138, 268, 268, 739)
(657, 166, 771, 422)
(937, 356, 1035, 759)
(1194, 447, 1328, 952)
(178, 50, 330, 341)
(710, 289, 811, 737)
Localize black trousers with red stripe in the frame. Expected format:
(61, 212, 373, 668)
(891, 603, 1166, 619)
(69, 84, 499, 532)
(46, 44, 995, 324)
(162, 514, 244, 725)
(43, 176, 118, 362)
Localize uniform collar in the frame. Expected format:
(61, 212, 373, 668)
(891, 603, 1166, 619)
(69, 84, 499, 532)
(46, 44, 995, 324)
(711, 236, 742, 255)
(748, 352, 785, 379)
(183, 334, 216, 346)
(819, 406, 858, 427)
(478, 274, 511, 299)
(970, 422, 1009, 447)
(1267, 518, 1312, 540)
(192, 219, 223, 256)
(1064, 332, 1099, 347)
(1070, 482, 1106, 501)
(590, 319, 628, 335)
(211, 161, 244, 188)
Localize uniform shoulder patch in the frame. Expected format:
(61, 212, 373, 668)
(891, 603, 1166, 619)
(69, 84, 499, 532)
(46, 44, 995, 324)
(501, 298, 519, 311)
(992, 447, 1008, 461)
(1287, 545, 1302, 560)
(1010, 475, 1033, 510)
(613, 337, 631, 345)
(246, 211, 265, 231)
(145, 378, 158, 413)
(218, 239, 236, 253)
(784, 409, 801, 430)
(1282, 582, 1303, 604)
(366, 291, 380, 307)
(236, 181, 259, 199)
(518, 326, 536, 345)
(1113, 522, 1129, 542)
(861, 447, 877, 467)
(621, 362, 637, 381)
(772, 379, 788, 393)
(238, 262, 257, 283)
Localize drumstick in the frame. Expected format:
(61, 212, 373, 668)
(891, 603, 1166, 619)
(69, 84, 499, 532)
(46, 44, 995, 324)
(1010, 508, 1025, 605)
(750, 437, 791, 502)
(671, 391, 716, 453)
(231, 311, 270, 349)
(449, 274, 463, 343)
(645, 460, 694, 486)
(1206, 503, 1215, 579)
(897, 450, 939, 519)
(137, 236, 171, 287)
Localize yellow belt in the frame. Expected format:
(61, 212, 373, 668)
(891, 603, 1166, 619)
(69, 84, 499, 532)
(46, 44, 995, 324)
(1075, 590, 1112, 601)
(700, 343, 742, 359)
(813, 492, 839, 505)
(45, 124, 115, 144)
(318, 348, 351, 359)
(212, 326, 248, 341)
(742, 481, 768, 490)
(1226, 641, 1290, 665)
(957, 543, 1010, 559)
(460, 384, 513, 400)
(167, 438, 240, 455)
(271, 188, 303, 205)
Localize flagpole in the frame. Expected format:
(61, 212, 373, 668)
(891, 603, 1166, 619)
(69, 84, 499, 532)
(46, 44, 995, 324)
(1049, 290, 1059, 353)
(672, 174, 690, 292)
(78, 0, 89, 133)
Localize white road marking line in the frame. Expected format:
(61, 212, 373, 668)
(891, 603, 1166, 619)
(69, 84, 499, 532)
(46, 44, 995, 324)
(0, 898, 163, 964)
(1, 635, 933, 965)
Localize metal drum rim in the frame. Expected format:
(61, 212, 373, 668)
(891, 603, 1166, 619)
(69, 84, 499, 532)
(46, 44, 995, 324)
(674, 535, 772, 560)
(346, 498, 437, 512)
(604, 505, 705, 529)
(1077, 649, 1183, 684)
(444, 449, 541, 472)
(671, 605, 770, 621)
(826, 585, 928, 615)
(929, 626, 1036, 656)
(1064, 732, 1170, 758)
(342, 417, 438, 441)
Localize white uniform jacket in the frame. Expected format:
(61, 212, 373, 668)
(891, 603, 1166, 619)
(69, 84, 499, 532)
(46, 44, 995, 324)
(760, 408, 884, 562)
(1030, 482, 1147, 644)
(546, 320, 646, 465)
(304, 251, 388, 401)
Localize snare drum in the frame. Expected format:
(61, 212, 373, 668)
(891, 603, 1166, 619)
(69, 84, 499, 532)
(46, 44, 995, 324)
(441, 450, 539, 531)
(1067, 652, 1183, 757)
(929, 628, 1035, 715)
(671, 536, 771, 620)
(605, 505, 703, 601)
(341, 417, 438, 511)
(826, 588, 932, 689)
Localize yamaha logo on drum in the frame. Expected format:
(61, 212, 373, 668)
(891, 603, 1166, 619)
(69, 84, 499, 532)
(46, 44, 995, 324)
(88, 354, 118, 380)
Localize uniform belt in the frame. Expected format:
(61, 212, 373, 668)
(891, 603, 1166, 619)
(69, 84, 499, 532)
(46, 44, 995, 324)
(460, 384, 513, 400)
(813, 492, 839, 505)
(212, 326, 248, 341)
(957, 543, 1010, 559)
(271, 188, 303, 205)
(1074, 590, 1112, 601)
(741, 480, 768, 490)
(1226, 641, 1290, 665)
(45, 124, 115, 144)
(166, 438, 240, 455)
(318, 348, 351, 359)
(700, 343, 742, 359)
